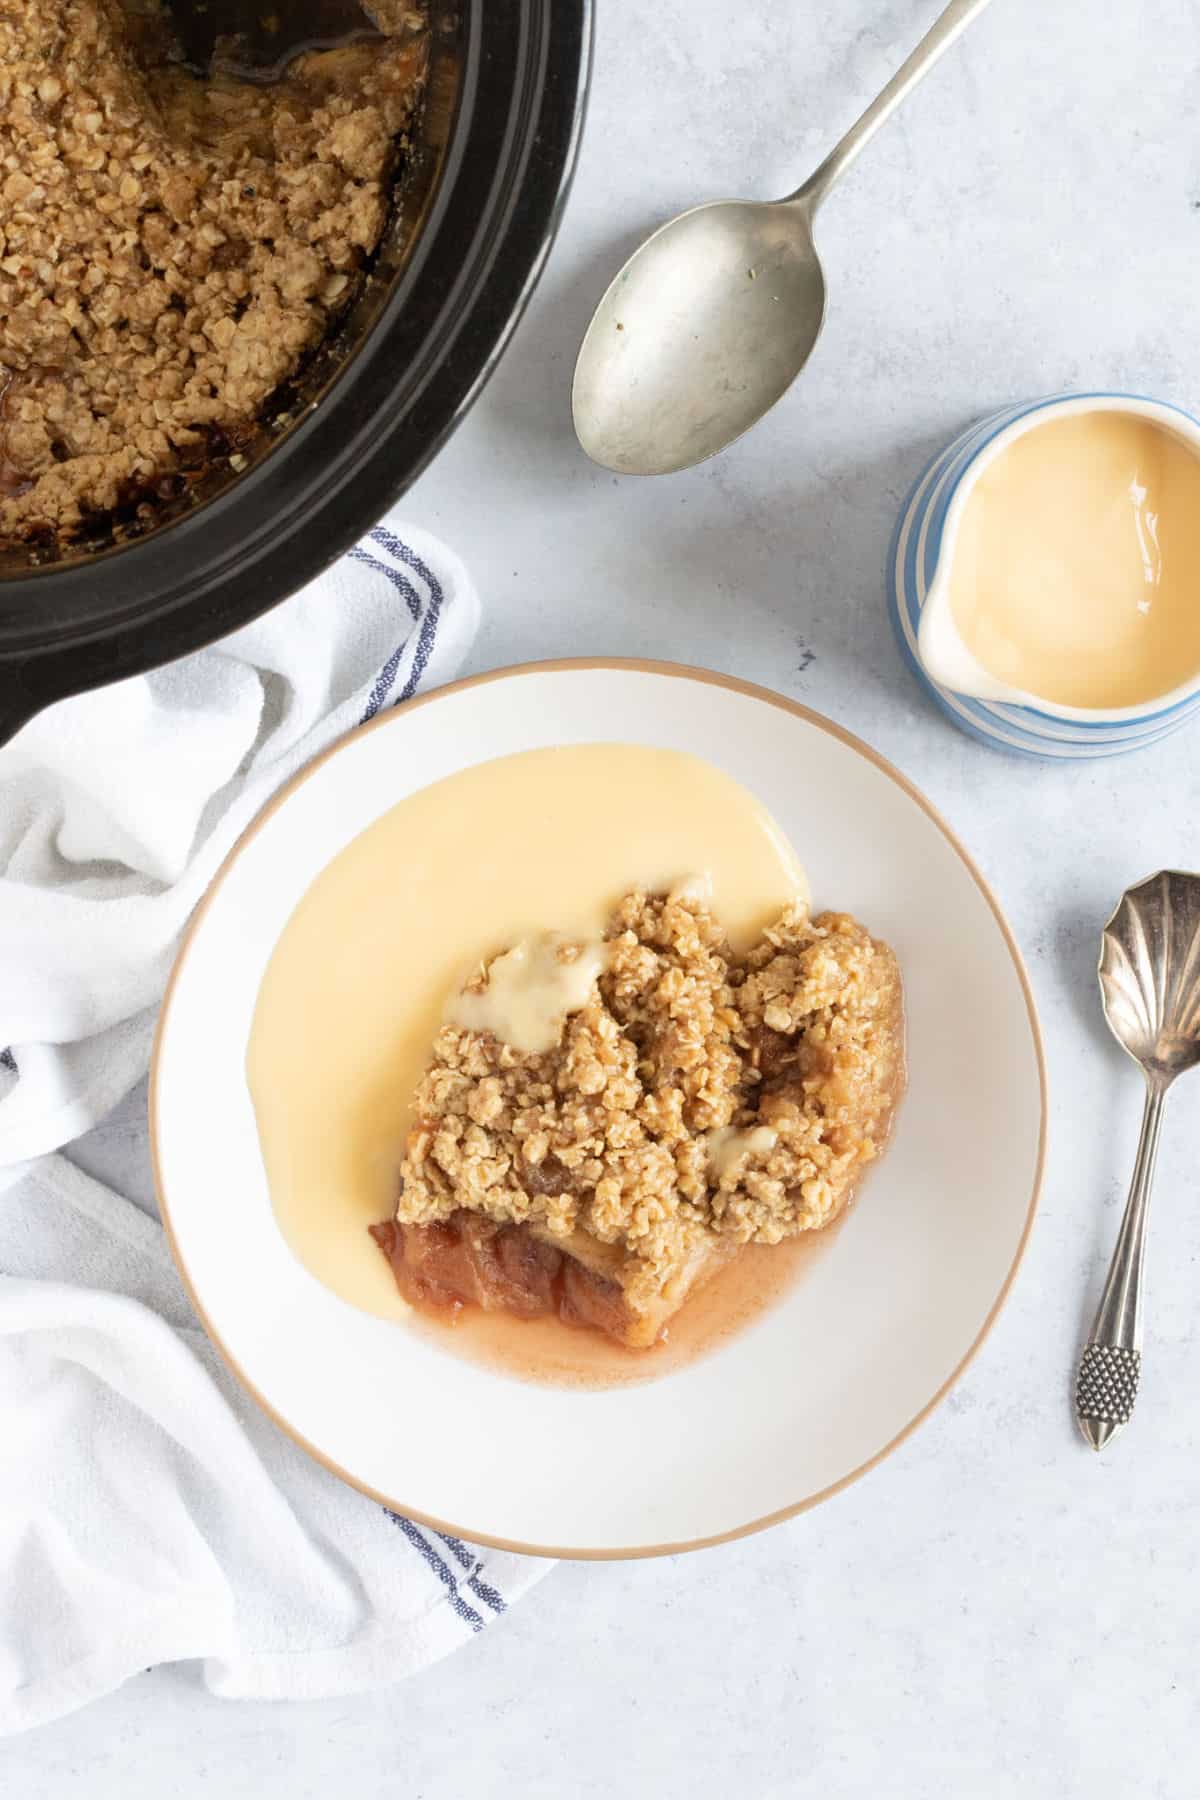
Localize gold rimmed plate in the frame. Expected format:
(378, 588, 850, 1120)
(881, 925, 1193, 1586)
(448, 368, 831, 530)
(152, 661, 1045, 1558)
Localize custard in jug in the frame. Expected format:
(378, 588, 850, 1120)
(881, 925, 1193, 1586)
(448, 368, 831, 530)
(945, 411, 1200, 709)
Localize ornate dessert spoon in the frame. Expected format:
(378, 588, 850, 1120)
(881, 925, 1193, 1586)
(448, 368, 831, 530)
(1075, 870, 1200, 1449)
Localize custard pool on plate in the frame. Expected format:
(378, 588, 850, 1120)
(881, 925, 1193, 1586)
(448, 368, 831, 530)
(247, 742, 904, 1386)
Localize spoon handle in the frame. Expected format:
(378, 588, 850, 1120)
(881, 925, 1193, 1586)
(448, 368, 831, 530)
(790, 0, 996, 212)
(1074, 1080, 1166, 1451)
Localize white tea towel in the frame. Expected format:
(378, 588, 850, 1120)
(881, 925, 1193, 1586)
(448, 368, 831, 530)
(0, 1153, 549, 1736)
(0, 517, 478, 1176)
(0, 517, 553, 1736)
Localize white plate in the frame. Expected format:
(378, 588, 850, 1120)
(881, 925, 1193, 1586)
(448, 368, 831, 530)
(152, 661, 1045, 1558)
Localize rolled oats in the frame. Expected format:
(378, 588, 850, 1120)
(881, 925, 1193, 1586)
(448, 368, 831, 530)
(0, 0, 427, 542)
(395, 889, 905, 1321)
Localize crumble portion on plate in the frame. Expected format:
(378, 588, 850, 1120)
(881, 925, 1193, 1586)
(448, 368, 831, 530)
(0, 0, 427, 544)
(373, 889, 905, 1348)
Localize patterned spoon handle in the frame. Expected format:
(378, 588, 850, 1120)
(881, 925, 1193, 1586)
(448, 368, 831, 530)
(1074, 1082, 1165, 1450)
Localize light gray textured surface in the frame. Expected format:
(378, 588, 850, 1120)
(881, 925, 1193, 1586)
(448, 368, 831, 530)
(11, 0, 1200, 1791)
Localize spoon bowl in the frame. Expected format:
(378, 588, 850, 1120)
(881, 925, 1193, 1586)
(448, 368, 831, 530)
(1099, 870, 1200, 1082)
(572, 200, 825, 476)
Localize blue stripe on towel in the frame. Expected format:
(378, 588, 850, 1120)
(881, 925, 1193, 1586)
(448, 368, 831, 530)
(466, 1570, 507, 1615)
(349, 543, 425, 723)
(385, 1512, 486, 1631)
(368, 526, 444, 702)
(436, 1533, 506, 1613)
(435, 1531, 474, 1569)
(349, 545, 422, 623)
(360, 640, 408, 723)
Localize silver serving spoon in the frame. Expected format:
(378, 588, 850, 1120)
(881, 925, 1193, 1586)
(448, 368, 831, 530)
(573, 0, 995, 475)
(1075, 871, 1200, 1451)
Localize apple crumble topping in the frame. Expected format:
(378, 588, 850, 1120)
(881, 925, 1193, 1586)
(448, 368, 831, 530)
(387, 889, 904, 1333)
(0, 0, 427, 543)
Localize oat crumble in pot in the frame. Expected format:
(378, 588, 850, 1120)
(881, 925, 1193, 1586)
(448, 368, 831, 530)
(0, 0, 427, 543)
(373, 889, 905, 1347)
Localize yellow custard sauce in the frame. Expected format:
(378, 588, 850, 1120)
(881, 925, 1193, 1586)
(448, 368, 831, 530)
(947, 411, 1200, 708)
(246, 744, 808, 1328)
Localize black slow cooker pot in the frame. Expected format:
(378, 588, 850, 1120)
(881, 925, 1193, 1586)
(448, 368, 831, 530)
(0, 0, 591, 741)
